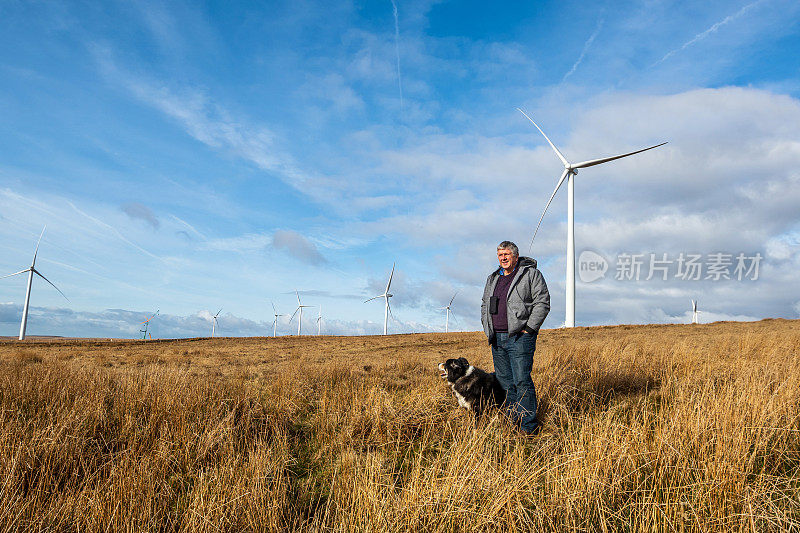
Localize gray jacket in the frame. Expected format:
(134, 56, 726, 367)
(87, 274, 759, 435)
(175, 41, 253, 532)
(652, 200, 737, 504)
(481, 256, 550, 340)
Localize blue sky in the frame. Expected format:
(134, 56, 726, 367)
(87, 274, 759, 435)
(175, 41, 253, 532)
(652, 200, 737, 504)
(1, 0, 799, 338)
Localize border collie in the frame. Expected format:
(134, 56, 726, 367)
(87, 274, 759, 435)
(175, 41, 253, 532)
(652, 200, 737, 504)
(438, 357, 506, 418)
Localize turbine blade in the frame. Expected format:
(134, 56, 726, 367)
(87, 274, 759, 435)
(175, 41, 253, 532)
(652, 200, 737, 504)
(216, 307, 223, 317)
(0, 269, 30, 280)
(32, 268, 69, 302)
(387, 299, 395, 320)
(529, 168, 570, 251)
(364, 295, 382, 303)
(272, 301, 277, 314)
(571, 142, 667, 169)
(386, 262, 395, 293)
(289, 307, 299, 323)
(449, 291, 458, 307)
(31, 226, 46, 267)
(517, 108, 569, 167)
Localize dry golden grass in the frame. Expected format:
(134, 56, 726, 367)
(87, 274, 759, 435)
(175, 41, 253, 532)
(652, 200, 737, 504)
(1, 319, 799, 531)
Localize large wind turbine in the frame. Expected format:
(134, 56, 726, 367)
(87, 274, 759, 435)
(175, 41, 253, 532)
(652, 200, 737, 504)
(211, 308, 222, 337)
(271, 302, 284, 337)
(289, 290, 314, 335)
(440, 292, 458, 333)
(691, 300, 700, 324)
(365, 263, 395, 335)
(519, 108, 667, 328)
(1, 227, 69, 340)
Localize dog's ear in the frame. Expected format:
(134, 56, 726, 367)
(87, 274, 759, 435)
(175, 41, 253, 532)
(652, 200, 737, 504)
(457, 357, 469, 366)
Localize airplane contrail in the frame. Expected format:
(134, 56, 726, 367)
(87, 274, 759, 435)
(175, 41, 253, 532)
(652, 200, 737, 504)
(563, 18, 604, 82)
(391, 0, 404, 116)
(652, 0, 767, 66)
(68, 201, 162, 261)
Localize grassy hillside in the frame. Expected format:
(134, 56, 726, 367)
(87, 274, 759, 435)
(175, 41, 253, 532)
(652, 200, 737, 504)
(1, 320, 799, 531)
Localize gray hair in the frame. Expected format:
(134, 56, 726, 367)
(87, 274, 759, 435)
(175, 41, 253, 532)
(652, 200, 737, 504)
(497, 241, 519, 256)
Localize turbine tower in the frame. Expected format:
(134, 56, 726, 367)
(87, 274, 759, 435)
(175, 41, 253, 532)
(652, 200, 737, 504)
(440, 291, 458, 333)
(289, 290, 314, 335)
(1, 226, 69, 340)
(519, 108, 667, 328)
(271, 302, 284, 337)
(316, 305, 323, 336)
(140, 310, 159, 340)
(691, 300, 699, 324)
(211, 308, 222, 337)
(365, 263, 395, 335)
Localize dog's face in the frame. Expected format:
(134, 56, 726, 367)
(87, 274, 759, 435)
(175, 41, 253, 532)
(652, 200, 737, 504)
(438, 357, 470, 383)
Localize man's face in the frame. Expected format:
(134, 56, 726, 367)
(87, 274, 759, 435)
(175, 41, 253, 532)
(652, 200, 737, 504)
(497, 248, 518, 271)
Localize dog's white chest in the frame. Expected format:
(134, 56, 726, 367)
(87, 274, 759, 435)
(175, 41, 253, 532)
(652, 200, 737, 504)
(450, 384, 472, 410)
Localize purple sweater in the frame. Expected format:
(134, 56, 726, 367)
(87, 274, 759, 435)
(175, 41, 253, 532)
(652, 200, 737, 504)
(491, 267, 517, 332)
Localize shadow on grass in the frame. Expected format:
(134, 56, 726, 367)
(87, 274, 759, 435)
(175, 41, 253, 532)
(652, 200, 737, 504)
(536, 364, 662, 425)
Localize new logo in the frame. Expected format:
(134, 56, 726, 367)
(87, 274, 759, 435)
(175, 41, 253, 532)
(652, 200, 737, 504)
(578, 250, 608, 283)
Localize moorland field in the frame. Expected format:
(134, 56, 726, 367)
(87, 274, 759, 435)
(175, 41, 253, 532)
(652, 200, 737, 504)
(1, 319, 799, 531)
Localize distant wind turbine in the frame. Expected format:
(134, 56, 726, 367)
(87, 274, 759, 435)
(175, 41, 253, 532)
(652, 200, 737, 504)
(691, 300, 700, 324)
(365, 263, 395, 335)
(1, 226, 69, 340)
(140, 310, 159, 340)
(518, 108, 667, 328)
(271, 302, 284, 337)
(440, 292, 458, 333)
(211, 308, 222, 337)
(316, 305, 323, 336)
(289, 290, 314, 335)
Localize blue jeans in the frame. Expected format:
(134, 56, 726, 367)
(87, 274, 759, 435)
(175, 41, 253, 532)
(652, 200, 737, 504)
(492, 331, 538, 433)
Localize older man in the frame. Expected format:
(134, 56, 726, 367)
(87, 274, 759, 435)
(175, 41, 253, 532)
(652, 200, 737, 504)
(481, 241, 550, 435)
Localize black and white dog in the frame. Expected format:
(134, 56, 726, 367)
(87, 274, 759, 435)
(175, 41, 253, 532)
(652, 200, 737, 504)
(438, 357, 506, 418)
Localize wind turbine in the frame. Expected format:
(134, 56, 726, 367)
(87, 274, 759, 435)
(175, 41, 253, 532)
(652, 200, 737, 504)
(519, 108, 667, 328)
(271, 302, 284, 337)
(440, 292, 458, 333)
(691, 300, 700, 324)
(1, 226, 69, 340)
(365, 263, 395, 335)
(211, 308, 222, 337)
(289, 290, 314, 335)
(140, 310, 159, 340)
(316, 305, 323, 336)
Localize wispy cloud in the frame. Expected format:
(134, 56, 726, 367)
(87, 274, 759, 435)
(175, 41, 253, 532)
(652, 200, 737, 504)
(563, 17, 604, 82)
(652, 0, 768, 66)
(168, 214, 206, 241)
(91, 45, 311, 189)
(390, 0, 404, 116)
(67, 201, 162, 261)
(201, 233, 272, 253)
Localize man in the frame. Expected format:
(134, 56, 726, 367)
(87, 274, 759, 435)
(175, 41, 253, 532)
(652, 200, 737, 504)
(481, 241, 550, 435)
